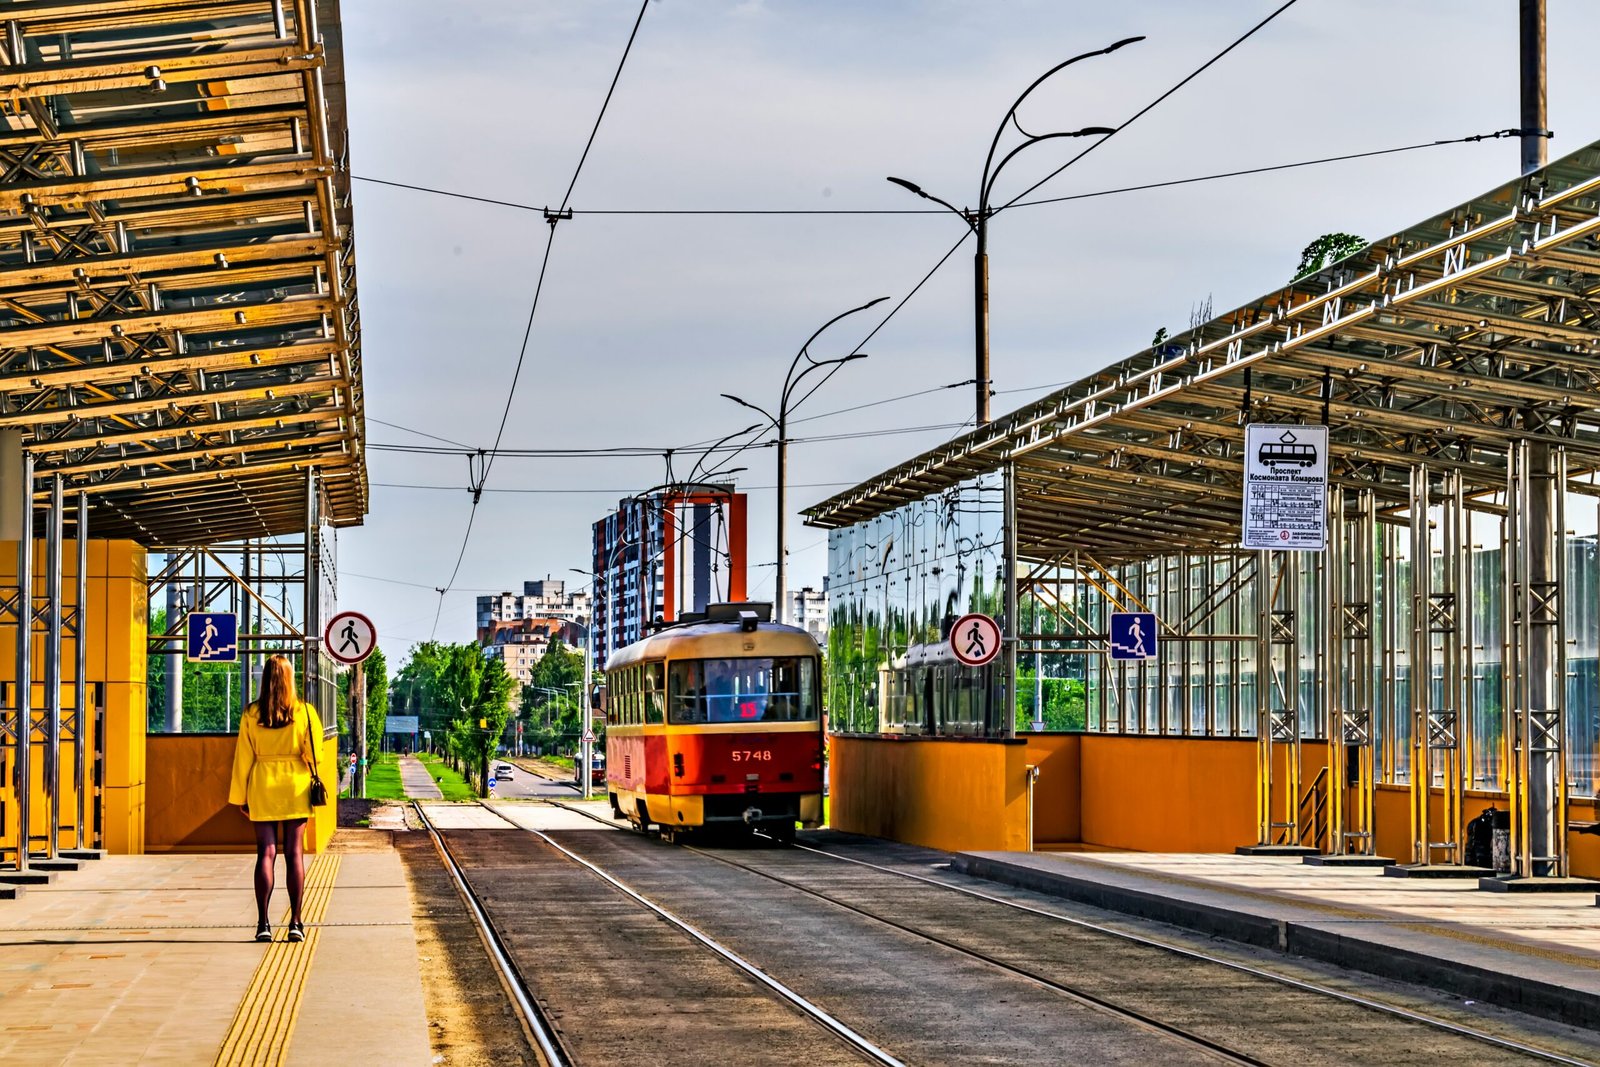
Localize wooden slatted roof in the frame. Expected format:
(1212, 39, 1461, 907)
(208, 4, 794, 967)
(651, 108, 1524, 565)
(0, 0, 364, 543)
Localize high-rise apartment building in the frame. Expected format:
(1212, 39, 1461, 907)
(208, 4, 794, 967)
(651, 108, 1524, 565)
(477, 578, 591, 631)
(789, 583, 828, 642)
(592, 485, 747, 665)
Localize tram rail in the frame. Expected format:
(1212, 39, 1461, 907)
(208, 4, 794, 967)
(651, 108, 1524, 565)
(415, 802, 575, 1067)
(529, 796, 1597, 1067)
(425, 799, 899, 1066)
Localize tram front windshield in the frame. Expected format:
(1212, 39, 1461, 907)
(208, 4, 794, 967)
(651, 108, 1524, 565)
(668, 658, 818, 724)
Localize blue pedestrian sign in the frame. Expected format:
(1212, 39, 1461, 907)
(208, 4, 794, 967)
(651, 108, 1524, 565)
(1109, 612, 1157, 662)
(186, 612, 238, 663)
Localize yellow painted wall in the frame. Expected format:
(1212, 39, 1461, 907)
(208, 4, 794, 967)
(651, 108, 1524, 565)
(830, 735, 1028, 852)
(146, 733, 337, 853)
(1, 540, 146, 856)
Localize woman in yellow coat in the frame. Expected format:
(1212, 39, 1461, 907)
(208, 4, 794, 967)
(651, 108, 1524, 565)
(228, 654, 324, 943)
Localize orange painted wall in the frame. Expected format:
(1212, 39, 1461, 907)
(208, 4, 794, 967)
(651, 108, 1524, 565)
(1022, 734, 1080, 844)
(831, 735, 1028, 852)
(1079, 736, 1256, 852)
(1, 540, 146, 855)
(146, 733, 337, 853)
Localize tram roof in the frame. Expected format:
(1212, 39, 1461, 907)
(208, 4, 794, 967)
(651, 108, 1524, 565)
(0, 0, 366, 544)
(804, 136, 1600, 564)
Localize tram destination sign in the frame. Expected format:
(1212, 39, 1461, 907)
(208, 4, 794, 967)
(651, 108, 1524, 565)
(1241, 424, 1328, 552)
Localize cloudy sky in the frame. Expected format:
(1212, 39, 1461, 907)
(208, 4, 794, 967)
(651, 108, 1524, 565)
(337, 0, 1600, 661)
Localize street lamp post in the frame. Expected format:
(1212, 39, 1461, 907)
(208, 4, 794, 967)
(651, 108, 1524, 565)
(722, 296, 888, 625)
(886, 37, 1139, 427)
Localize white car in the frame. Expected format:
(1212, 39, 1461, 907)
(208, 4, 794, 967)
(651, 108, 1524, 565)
(494, 763, 514, 782)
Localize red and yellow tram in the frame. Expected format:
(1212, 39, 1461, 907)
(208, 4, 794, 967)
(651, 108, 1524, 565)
(603, 603, 824, 841)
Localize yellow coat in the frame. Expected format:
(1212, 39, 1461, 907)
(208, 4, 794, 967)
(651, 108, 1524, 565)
(228, 702, 325, 822)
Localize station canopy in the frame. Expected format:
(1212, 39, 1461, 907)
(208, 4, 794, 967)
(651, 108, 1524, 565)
(0, 0, 365, 544)
(805, 137, 1600, 563)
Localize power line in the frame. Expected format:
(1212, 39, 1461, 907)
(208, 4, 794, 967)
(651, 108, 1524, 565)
(372, 480, 857, 494)
(997, 0, 1305, 212)
(429, 0, 652, 635)
(369, 417, 473, 449)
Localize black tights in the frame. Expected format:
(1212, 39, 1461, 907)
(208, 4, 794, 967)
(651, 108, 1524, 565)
(252, 818, 308, 927)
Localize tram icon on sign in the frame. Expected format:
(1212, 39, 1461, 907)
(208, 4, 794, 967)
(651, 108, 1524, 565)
(1257, 430, 1318, 469)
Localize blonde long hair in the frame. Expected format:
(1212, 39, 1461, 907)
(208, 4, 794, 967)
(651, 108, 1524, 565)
(256, 654, 299, 728)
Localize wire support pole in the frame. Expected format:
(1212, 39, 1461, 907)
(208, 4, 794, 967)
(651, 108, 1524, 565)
(886, 40, 1136, 426)
(1520, 0, 1548, 176)
(722, 297, 885, 625)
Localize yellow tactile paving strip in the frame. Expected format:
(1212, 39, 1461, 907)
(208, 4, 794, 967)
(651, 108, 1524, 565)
(213, 854, 342, 1067)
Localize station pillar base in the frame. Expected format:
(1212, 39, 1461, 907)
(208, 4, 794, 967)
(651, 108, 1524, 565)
(60, 848, 106, 861)
(1302, 854, 1393, 868)
(1235, 844, 1320, 857)
(1477, 876, 1600, 893)
(1384, 864, 1494, 879)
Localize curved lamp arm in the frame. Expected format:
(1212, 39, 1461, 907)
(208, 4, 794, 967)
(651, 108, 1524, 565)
(782, 296, 889, 409)
(981, 126, 1115, 208)
(979, 36, 1144, 207)
(886, 176, 972, 228)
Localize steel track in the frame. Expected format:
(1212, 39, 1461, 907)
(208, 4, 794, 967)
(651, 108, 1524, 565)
(414, 802, 575, 1067)
(464, 801, 903, 1066)
(537, 797, 1597, 1067)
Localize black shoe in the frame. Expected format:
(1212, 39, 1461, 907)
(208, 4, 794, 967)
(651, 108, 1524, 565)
(287, 920, 305, 943)
(254, 922, 272, 943)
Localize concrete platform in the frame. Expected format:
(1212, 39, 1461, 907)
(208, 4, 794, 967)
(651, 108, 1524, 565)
(953, 848, 1600, 1029)
(0, 836, 430, 1065)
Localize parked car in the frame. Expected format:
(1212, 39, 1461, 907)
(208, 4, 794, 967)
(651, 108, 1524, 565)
(576, 753, 605, 788)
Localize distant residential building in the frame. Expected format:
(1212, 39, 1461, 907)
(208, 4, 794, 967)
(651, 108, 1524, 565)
(477, 578, 591, 632)
(789, 584, 828, 642)
(592, 485, 748, 665)
(481, 616, 586, 687)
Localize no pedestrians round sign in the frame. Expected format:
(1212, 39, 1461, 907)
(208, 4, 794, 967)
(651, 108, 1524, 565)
(949, 612, 1001, 668)
(324, 610, 377, 665)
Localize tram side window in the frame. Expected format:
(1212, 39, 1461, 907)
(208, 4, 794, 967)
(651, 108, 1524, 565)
(669, 660, 704, 724)
(644, 662, 665, 724)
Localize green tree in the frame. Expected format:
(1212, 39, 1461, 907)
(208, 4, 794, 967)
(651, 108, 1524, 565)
(1293, 232, 1365, 280)
(431, 645, 514, 795)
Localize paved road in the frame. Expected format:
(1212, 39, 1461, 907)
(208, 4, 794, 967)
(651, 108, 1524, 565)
(399, 756, 444, 799)
(488, 761, 577, 800)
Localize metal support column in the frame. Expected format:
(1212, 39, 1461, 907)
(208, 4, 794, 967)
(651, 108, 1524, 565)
(1311, 487, 1388, 866)
(8, 452, 33, 875)
(70, 493, 92, 855)
(42, 475, 62, 862)
(1002, 461, 1018, 739)
(1242, 551, 1310, 854)
(1396, 466, 1471, 873)
(1501, 441, 1571, 885)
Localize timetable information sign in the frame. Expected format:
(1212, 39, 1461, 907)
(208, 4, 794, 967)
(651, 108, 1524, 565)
(1242, 424, 1328, 551)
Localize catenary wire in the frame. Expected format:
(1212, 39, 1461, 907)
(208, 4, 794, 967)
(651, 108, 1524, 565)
(997, 0, 1304, 212)
(429, 0, 651, 635)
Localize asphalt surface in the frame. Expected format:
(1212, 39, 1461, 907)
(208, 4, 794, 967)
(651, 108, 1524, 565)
(487, 761, 579, 800)
(440, 811, 1596, 1066)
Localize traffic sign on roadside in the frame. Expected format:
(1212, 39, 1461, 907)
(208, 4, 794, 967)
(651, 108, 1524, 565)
(324, 610, 377, 665)
(581, 731, 596, 744)
(949, 613, 1001, 668)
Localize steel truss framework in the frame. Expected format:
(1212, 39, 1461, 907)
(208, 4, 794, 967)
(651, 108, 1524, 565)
(807, 139, 1600, 881)
(1, 2, 360, 877)
(0, 0, 365, 544)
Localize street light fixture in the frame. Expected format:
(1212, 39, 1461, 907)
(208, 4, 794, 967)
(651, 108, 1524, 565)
(721, 295, 888, 625)
(886, 35, 1140, 427)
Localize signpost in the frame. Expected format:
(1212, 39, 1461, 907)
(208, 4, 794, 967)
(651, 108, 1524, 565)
(186, 612, 238, 663)
(1242, 424, 1329, 551)
(324, 610, 378, 797)
(949, 612, 1002, 668)
(1109, 612, 1158, 662)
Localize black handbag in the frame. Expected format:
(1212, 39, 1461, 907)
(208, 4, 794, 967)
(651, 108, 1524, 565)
(305, 705, 329, 807)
